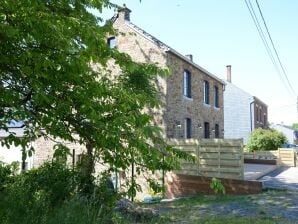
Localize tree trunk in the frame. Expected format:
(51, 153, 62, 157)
(79, 142, 95, 195)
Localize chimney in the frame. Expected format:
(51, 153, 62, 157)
(226, 65, 231, 83)
(185, 54, 193, 62)
(118, 4, 131, 21)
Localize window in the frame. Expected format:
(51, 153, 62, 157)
(185, 118, 191, 139)
(183, 70, 191, 98)
(107, 37, 116, 48)
(204, 81, 209, 104)
(215, 124, 219, 138)
(214, 86, 219, 108)
(204, 122, 210, 139)
(76, 154, 82, 164)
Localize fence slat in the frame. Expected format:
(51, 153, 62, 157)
(169, 139, 244, 180)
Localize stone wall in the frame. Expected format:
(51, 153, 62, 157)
(165, 173, 262, 198)
(113, 11, 224, 140)
(32, 137, 86, 168)
(165, 52, 224, 139)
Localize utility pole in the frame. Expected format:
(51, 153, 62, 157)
(297, 96, 298, 122)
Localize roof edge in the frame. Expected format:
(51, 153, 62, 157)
(113, 14, 224, 84)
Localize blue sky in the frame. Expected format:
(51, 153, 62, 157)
(102, 0, 298, 125)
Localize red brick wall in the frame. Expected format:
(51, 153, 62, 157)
(165, 173, 262, 198)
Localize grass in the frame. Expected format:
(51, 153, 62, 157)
(137, 191, 294, 224)
(1, 189, 295, 224)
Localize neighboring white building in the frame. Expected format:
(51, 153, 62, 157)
(271, 124, 298, 144)
(224, 81, 254, 144)
(224, 65, 268, 144)
(0, 125, 34, 170)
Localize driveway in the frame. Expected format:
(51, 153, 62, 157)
(244, 163, 277, 180)
(260, 167, 298, 191)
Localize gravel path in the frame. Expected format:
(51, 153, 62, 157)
(154, 190, 298, 223)
(203, 191, 298, 223)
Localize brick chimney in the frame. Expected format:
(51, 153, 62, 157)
(185, 54, 193, 62)
(118, 4, 131, 21)
(226, 65, 231, 83)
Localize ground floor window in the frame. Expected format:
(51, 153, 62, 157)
(185, 118, 191, 139)
(215, 124, 219, 138)
(204, 122, 210, 139)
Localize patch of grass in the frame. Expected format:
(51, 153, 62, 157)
(198, 217, 286, 224)
(137, 190, 296, 224)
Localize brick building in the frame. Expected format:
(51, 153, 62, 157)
(0, 6, 225, 176)
(112, 6, 225, 139)
(224, 65, 268, 143)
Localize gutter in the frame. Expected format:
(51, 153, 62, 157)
(167, 49, 225, 84)
(250, 100, 255, 132)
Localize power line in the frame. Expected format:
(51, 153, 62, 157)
(244, 0, 289, 94)
(245, 0, 277, 69)
(244, 0, 296, 97)
(255, 0, 296, 96)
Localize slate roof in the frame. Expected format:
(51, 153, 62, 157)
(112, 9, 225, 84)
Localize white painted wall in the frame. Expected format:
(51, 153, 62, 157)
(271, 124, 297, 144)
(224, 82, 254, 144)
(0, 127, 34, 170)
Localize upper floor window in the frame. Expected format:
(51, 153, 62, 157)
(107, 37, 116, 48)
(183, 70, 191, 98)
(215, 124, 220, 138)
(185, 118, 192, 139)
(204, 80, 209, 104)
(204, 122, 210, 139)
(214, 86, 219, 108)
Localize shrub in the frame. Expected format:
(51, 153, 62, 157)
(0, 161, 12, 191)
(1, 161, 77, 224)
(210, 177, 226, 195)
(0, 162, 120, 224)
(246, 128, 287, 152)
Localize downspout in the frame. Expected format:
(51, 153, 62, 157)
(250, 100, 255, 132)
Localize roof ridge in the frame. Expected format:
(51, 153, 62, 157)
(125, 20, 224, 84)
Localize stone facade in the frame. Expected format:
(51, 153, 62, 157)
(112, 7, 224, 140)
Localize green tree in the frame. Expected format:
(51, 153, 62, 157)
(0, 1, 192, 194)
(246, 128, 287, 152)
(292, 123, 298, 129)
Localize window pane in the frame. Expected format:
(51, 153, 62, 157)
(204, 122, 210, 138)
(108, 37, 116, 48)
(214, 86, 219, 108)
(215, 124, 219, 138)
(204, 81, 209, 104)
(183, 70, 191, 98)
(185, 118, 191, 139)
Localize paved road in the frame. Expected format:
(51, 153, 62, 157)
(244, 164, 277, 180)
(260, 167, 298, 191)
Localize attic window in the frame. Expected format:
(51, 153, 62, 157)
(107, 37, 116, 48)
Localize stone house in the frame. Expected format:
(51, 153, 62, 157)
(111, 6, 225, 140)
(224, 65, 268, 144)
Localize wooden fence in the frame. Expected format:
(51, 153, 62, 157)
(168, 139, 244, 180)
(244, 148, 296, 167)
